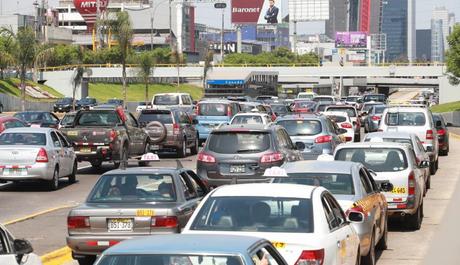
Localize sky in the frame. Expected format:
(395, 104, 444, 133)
(1, 0, 459, 33)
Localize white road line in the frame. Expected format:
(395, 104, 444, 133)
(77, 165, 92, 171)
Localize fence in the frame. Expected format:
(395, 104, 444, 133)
(0, 94, 55, 112)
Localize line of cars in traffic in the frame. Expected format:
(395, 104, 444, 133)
(0, 91, 452, 265)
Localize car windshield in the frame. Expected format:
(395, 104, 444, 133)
(14, 113, 44, 122)
(154, 95, 180, 105)
(277, 120, 322, 136)
(88, 174, 176, 203)
(79, 98, 96, 104)
(60, 114, 75, 126)
(191, 196, 314, 233)
(335, 148, 408, 172)
(314, 97, 333, 103)
(139, 112, 173, 124)
(327, 115, 347, 123)
(0, 133, 46, 145)
(275, 173, 355, 195)
(271, 105, 288, 113)
(57, 98, 72, 104)
(198, 103, 228, 116)
(346, 97, 359, 102)
(76, 111, 121, 126)
(207, 132, 270, 154)
(97, 255, 243, 265)
(231, 116, 263, 125)
(386, 112, 426, 126)
(327, 107, 356, 117)
(364, 95, 386, 102)
(363, 104, 382, 112)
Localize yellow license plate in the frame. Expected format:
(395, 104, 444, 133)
(271, 242, 286, 249)
(136, 209, 154, 217)
(67, 131, 78, 136)
(392, 187, 406, 194)
(80, 147, 92, 153)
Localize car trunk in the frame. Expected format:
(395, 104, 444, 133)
(0, 147, 41, 166)
(374, 170, 411, 204)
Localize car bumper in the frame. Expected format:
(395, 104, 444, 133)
(0, 163, 53, 181)
(75, 145, 121, 162)
(367, 120, 380, 132)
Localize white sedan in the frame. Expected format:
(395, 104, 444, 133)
(324, 111, 355, 142)
(230, 113, 273, 125)
(0, 224, 42, 265)
(182, 183, 361, 265)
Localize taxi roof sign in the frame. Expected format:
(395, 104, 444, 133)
(141, 153, 160, 162)
(317, 154, 335, 161)
(369, 137, 384, 143)
(263, 167, 288, 177)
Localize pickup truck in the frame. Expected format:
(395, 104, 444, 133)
(60, 107, 150, 168)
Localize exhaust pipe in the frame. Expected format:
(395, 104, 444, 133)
(400, 212, 406, 217)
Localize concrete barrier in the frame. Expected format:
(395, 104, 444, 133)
(439, 111, 460, 127)
(0, 94, 55, 112)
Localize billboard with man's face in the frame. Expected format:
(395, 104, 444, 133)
(231, 0, 286, 24)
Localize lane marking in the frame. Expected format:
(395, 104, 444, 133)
(41, 247, 72, 265)
(4, 204, 76, 226)
(450, 133, 460, 140)
(77, 165, 92, 171)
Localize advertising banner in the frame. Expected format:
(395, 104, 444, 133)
(335, 32, 368, 49)
(231, 0, 286, 24)
(289, 0, 329, 21)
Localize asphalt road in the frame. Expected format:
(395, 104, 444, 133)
(2, 137, 460, 265)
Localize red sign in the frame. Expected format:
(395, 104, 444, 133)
(231, 0, 264, 24)
(73, 0, 109, 31)
(359, 0, 370, 33)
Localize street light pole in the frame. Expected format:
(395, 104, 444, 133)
(220, 8, 224, 60)
(169, 0, 173, 50)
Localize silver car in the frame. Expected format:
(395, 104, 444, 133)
(0, 223, 42, 265)
(0, 128, 77, 190)
(273, 160, 392, 265)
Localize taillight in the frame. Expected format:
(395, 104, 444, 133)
(36, 148, 49, 163)
(68, 216, 89, 229)
(426, 129, 434, 140)
(108, 130, 117, 142)
(371, 116, 381, 121)
(437, 129, 446, 136)
(197, 152, 216, 163)
(315, 135, 333, 144)
(408, 171, 415, 195)
(295, 249, 324, 265)
(260, 152, 284, 163)
(227, 106, 232, 116)
(173, 123, 180, 135)
(151, 216, 178, 228)
(195, 104, 200, 115)
(341, 122, 352, 129)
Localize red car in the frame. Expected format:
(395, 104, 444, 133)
(0, 116, 28, 133)
(292, 100, 317, 113)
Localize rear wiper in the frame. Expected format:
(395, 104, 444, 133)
(237, 149, 262, 153)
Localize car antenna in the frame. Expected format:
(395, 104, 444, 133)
(176, 159, 184, 169)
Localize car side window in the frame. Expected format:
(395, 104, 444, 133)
(326, 193, 347, 226)
(281, 129, 295, 149)
(415, 137, 425, 153)
(128, 113, 139, 127)
(0, 229, 8, 254)
(186, 170, 207, 196)
(321, 194, 339, 230)
(326, 119, 335, 134)
(50, 132, 62, 148)
(179, 173, 197, 200)
(363, 168, 379, 192)
(180, 112, 190, 124)
(276, 130, 287, 148)
(252, 246, 284, 265)
(359, 169, 373, 194)
(56, 131, 70, 148)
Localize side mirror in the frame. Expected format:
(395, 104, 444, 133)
(338, 128, 348, 135)
(347, 211, 365, 223)
(380, 182, 394, 192)
(419, 160, 430, 168)
(14, 239, 33, 255)
(446, 122, 453, 127)
(435, 120, 442, 128)
(295, 141, 306, 151)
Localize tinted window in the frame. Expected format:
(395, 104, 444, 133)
(231, 115, 263, 125)
(88, 174, 176, 202)
(346, 97, 359, 102)
(277, 120, 322, 136)
(207, 132, 270, 154)
(0, 133, 46, 145)
(57, 98, 72, 104)
(335, 148, 408, 172)
(51, 132, 62, 148)
(191, 196, 313, 233)
(374, 106, 386, 114)
(327, 107, 356, 117)
(60, 114, 76, 126)
(240, 104, 259, 112)
(316, 104, 330, 112)
(327, 115, 347, 123)
(386, 112, 426, 126)
(153, 95, 179, 105)
(363, 94, 386, 102)
(139, 112, 173, 124)
(198, 103, 228, 116)
(97, 255, 243, 265)
(363, 104, 382, 112)
(14, 112, 44, 122)
(77, 112, 121, 126)
(295, 101, 316, 109)
(275, 173, 354, 195)
(271, 105, 288, 113)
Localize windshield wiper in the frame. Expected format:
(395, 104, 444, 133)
(237, 149, 262, 153)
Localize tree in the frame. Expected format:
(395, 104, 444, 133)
(137, 52, 155, 106)
(71, 46, 88, 111)
(170, 48, 184, 87)
(446, 25, 460, 85)
(112, 11, 133, 108)
(203, 49, 214, 90)
(0, 33, 15, 79)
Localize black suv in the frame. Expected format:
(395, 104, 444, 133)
(197, 124, 302, 187)
(54, 97, 74, 113)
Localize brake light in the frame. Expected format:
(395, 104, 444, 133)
(371, 116, 381, 121)
(227, 105, 232, 116)
(68, 216, 89, 229)
(426, 129, 434, 140)
(151, 216, 178, 228)
(108, 130, 117, 142)
(295, 249, 324, 265)
(315, 135, 332, 144)
(195, 104, 200, 115)
(341, 122, 352, 129)
(173, 123, 180, 135)
(408, 171, 415, 195)
(437, 129, 446, 136)
(36, 148, 49, 163)
(197, 152, 216, 163)
(260, 152, 284, 163)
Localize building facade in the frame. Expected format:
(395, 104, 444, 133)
(325, 0, 348, 39)
(416, 29, 431, 61)
(431, 19, 444, 62)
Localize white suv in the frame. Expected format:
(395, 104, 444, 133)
(151, 93, 195, 113)
(378, 107, 439, 174)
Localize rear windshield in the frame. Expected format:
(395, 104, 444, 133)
(327, 107, 356, 117)
(207, 132, 270, 154)
(198, 103, 228, 116)
(314, 97, 333, 103)
(60, 114, 75, 126)
(335, 148, 408, 172)
(231, 116, 263, 125)
(79, 98, 96, 104)
(271, 105, 288, 113)
(139, 112, 173, 124)
(97, 255, 243, 265)
(88, 174, 176, 203)
(316, 104, 330, 112)
(374, 106, 386, 114)
(346, 97, 359, 102)
(363, 95, 386, 102)
(240, 104, 259, 112)
(0, 133, 46, 145)
(295, 101, 315, 108)
(298, 94, 314, 99)
(14, 113, 45, 122)
(191, 196, 314, 233)
(154, 95, 179, 105)
(107, 99, 122, 104)
(76, 111, 121, 126)
(277, 120, 322, 136)
(363, 104, 382, 112)
(327, 115, 347, 123)
(385, 112, 426, 126)
(275, 173, 354, 195)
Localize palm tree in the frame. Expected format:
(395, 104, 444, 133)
(112, 12, 133, 108)
(137, 52, 155, 106)
(0, 33, 16, 80)
(203, 49, 214, 91)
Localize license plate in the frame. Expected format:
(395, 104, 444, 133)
(391, 187, 406, 194)
(230, 165, 245, 173)
(80, 147, 92, 153)
(3, 168, 26, 176)
(150, 145, 160, 151)
(108, 218, 133, 232)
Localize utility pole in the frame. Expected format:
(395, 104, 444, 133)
(220, 8, 224, 60)
(96, 0, 101, 49)
(150, 1, 154, 50)
(169, 0, 173, 50)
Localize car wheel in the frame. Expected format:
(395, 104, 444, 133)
(69, 161, 77, 184)
(430, 160, 437, 175)
(439, 149, 448, 156)
(376, 218, 388, 250)
(426, 174, 431, 190)
(0, 105, 3, 113)
(47, 168, 59, 191)
(361, 230, 375, 265)
(90, 160, 102, 168)
(355, 133, 361, 142)
(138, 142, 151, 167)
(115, 146, 129, 169)
(75, 255, 96, 265)
(435, 159, 439, 170)
(191, 135, 199, 155)
(407, 203, 423, 230)
(364, 124, 369, 133)
(177, 139, 187, 158)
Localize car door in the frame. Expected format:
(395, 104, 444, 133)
(180, 112, 194, 146)
(0, 227, 19, 265)
(250, 244, 287, 265)
(359, 168, 383, 241)
(126, 113, 144, 154)
(177, 172, 201, 227)
(364, 168, 388, 240)
(56, 131, 74, 175)
(50, 131, 65, 176)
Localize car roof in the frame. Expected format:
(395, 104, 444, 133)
(323, 111, 349, 118)
(385, 107, 428, 112)
(283, 161, 359, 174)
(216, 124, 274, 132)
(365, 132, 415, 139)
(199, 100, 232, 104)
(233, 113, 268, 117)
(336, 142, 411, 149)
(211, 183, 321, 199)
(104, 234, 265, 255)
(154, 93, 189, 96)
(15, 111, 48, 114)
(3, 127, 54, 133)
(277, 114, 324, 121)
(102, 167, 181, 176)
(326, 105, 356, 109)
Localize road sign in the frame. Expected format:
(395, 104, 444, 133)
(214, 2, 227, 8)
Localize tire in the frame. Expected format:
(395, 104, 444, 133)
(435, 159, 439, 170)
(361, 230, 376, 265)
(138, 142, 151, 167)
(0, 105, 3, 113)
(177, 139, 187, 158)
(430, 160, 436, 175)
(90, 160, 102, 168)
(355, 133, 361, 142)
(426, 174, 431, 190)
(407, 203, 423, 230)
(146, 121, 167, 143)
(190, 135, 199, 155)
(376, 218, 388, 250)
(75, 255, 96, 265)
(364, 123, 369, 133)
(68, 161, 77, 184)
(439, 149, 448, 156)
(116, 146, 129, 169)
(47, 168, 59, 191)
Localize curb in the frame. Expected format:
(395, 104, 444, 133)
(41, 247, 72, 265)
(4, 205, 75, 226)
(450, 133, 460, 140)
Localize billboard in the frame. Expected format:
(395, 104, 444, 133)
(335, 32, 368, 49)
(231, 0, 286, 24)
(289, 0, 329, 21)
(73, 0, 109, 31)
